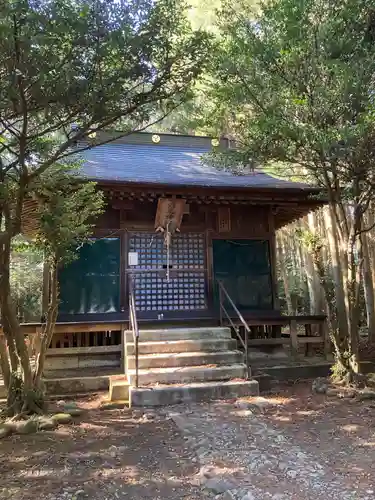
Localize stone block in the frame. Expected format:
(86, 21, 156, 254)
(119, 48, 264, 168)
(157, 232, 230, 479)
(130, 380, 259, 406)
(109, 378, 130, 401)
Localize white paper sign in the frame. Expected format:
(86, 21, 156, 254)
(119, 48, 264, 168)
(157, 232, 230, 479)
(128, 252, 138, 266)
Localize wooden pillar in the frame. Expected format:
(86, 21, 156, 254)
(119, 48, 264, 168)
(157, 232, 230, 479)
(205, 228, 214, 313)
(268, 209, 280, 311)
(119, 211, 127, 314)
(289, 319, 299, 358)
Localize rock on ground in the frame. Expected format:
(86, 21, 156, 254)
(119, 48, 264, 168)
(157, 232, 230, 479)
(312, 377, 329, 394)
(358, 388, 375, 400)
(52, 413, 73, 424)
(38, 416, 58, 430)
(15, 419, 39, 435)
(0, 423, 12, 439)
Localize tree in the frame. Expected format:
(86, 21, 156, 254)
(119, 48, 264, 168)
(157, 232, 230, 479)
(0, 0, 211, 413)
(33, 165, 104, 392)
(210, 0, 375, 380)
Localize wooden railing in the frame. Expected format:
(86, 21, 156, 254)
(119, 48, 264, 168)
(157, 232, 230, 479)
(238, 316, 328, 357)
(0, 322, 125, 356)
(218, 280, 251, 379)
(217, 280, 330, 361)
(128, 275, 139, 387)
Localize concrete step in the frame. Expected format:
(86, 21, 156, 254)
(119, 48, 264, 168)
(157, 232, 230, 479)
(125, 327, 231, 343)
(127, 363, 247, 385)
(127, 350, 243, 369)
(130, 379, 259, 406)
(126, 338, 237, 355)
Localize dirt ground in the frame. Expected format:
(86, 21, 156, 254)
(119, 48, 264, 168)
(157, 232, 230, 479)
(260, 382, 375, 493)
(1, 382, 375, 500)
(0, 396, 203, 500)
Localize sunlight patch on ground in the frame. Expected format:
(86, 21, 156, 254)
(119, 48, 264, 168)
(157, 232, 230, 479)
(340, 424, 359, 433)
(271, 415, 291, 422)
(22, 468, 67, 478)
(296, 410, 320, 416)
(357, 440, 375, 447)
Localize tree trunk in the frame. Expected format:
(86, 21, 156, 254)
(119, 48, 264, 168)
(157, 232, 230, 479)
(323, 205, 349, 340)
(305, 213, 324, 314)
(322, 204, 359, 379)
(361, 229, 375, 342)
(277, 232, 293, 314)
(0, 227, 45, 415)
(34, 259, 58, 385)
(0, 335, 11, 389)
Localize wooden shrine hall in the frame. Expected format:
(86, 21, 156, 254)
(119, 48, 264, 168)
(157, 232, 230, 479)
(58, 131, 323, 322)
(1, 131, 329, 404)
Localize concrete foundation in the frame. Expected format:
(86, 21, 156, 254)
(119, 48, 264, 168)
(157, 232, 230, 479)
(44, 375, 110, 395)
(45, 346, 121, 372)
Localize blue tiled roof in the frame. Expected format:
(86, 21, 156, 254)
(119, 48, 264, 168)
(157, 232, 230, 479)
(77, 143, 313, 191)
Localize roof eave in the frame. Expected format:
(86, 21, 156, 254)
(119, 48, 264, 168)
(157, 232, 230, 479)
(90, 177, 323, 197)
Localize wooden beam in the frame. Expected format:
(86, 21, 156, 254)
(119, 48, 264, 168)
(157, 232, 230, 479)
(112, 200, 134, 210)
(47, 345, 121, 356)
(247, 338, 291, 346)
(0, 321, 125, 336)
(297, 337, 324, 344)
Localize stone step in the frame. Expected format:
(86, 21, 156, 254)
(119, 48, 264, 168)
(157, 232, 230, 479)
(130, 380, 259, 406)
(126, 338, 237, 355)
(127, 363, 247, 385)
(127, 350, 243, 369)
(125, 327, 231, 343)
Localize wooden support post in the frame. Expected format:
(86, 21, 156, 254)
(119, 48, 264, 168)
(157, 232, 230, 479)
(290, 319, 299, 358)
(268, 209, 280, 311)
(305, 323, 311, 357)
(121, 324, 127, 375)
(321, 320, 331, 360)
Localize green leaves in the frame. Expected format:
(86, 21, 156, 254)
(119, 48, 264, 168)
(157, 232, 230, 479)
(0, 0, 212, 184)
(33, 163, 105, 266)
(207, 0, 375, 196)
(79, 4, 90, 18)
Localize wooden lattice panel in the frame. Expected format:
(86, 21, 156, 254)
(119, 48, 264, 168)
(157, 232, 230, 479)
(128, 232, 205, 270)
(133, 272, 206, 311)
(128, 232, 207, 312)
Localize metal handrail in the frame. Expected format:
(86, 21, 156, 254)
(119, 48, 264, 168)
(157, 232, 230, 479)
(128, 275, 139, 387)
(217, 280, 251, 379)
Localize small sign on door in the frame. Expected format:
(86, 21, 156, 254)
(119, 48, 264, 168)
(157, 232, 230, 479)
(128, 252, 139, 266)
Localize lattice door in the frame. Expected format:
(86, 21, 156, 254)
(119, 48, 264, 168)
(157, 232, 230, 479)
(127, 232, 207, 313)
